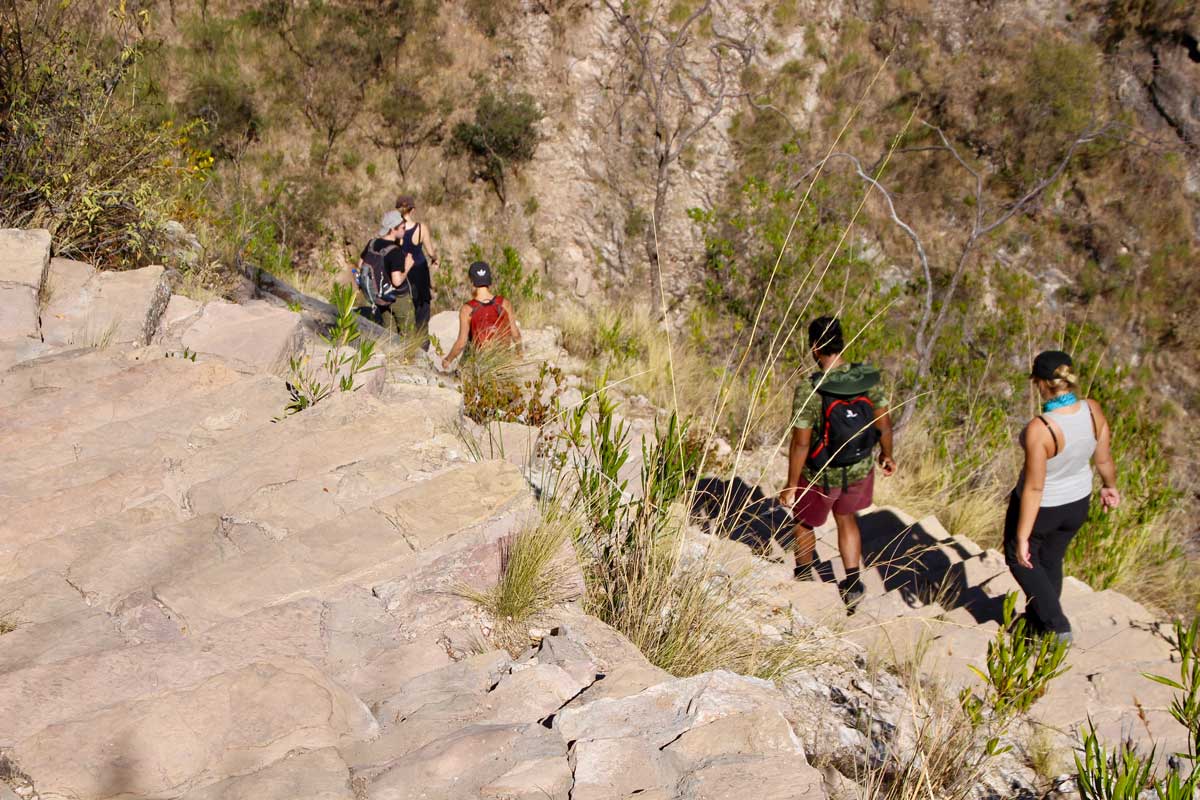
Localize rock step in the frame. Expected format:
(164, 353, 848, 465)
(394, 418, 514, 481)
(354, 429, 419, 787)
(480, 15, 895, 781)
(153, 459, 531, 633)
(0, 354, 244, 437)
(0, 372, 287, 488)
(0, 388, 458, 564)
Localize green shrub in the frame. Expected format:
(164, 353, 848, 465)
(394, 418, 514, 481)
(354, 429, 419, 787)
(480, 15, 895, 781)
(464, 243, 541, 302)
(450, 91, 543, 203)
(0, 2, 210, 267)
(959, 593, 1071, 730)
(279, 284, 378, 417)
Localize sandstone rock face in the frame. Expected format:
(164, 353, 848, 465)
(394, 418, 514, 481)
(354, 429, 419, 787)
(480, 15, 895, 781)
(0, 228, 50, 341)
(40, 263, 170, 347)
(0, 230, 1185, 800)
(181, 300, 305, 373)
(428, 308, 459, 358)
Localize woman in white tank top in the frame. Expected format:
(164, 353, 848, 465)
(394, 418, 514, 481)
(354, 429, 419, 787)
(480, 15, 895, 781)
(1003, 351, 1120, 643)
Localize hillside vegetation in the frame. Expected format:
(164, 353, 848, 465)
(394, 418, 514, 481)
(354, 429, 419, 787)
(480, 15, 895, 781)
(2, 0, 1197, 613)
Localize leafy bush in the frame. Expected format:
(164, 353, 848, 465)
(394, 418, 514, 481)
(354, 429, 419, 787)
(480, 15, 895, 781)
(460, 346, 564, 428)
(466, 243, 541, 302)
(1075, 619, 1200, 798)
(959, 593, 1071, 730)
(280, 284, 378, 417)
(0, 2, 210, 267)
(450, 90, 543, 203)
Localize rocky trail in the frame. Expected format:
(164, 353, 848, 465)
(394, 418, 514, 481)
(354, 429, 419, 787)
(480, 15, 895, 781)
(0, 228, 1188, 799)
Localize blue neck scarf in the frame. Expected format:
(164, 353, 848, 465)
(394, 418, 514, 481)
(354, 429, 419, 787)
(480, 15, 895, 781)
(1043, 392, 1077, 413)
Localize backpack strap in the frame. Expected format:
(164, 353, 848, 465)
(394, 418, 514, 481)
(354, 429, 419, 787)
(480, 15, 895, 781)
(1037, 415, 1060, 457)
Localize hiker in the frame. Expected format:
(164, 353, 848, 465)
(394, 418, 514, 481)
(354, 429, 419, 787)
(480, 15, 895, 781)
(396, 195, 439, 349)
(778, 316, 896, 607)
(1004, 351, 1119, 645)
(354, 210, 409, 333)
(440, 261, 521, 370)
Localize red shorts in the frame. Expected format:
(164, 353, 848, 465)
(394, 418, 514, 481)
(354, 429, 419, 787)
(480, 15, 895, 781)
(792, 470, 875, 528)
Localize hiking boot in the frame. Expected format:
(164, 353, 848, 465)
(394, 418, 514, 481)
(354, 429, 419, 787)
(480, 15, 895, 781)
(794, 560, 819, 581)
(838, 575, 865, 609)
(1050, 629, 1074, 649)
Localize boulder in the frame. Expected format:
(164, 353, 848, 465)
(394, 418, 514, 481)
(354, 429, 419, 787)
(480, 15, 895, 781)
(368, 723, 569, 800)
(0, 284, 40, 341)
(570, 736, 681, 800)
(428, 309, 459, 358)
(40, 263, 170, 347)
(180, 748, 355, 800)
(156, 293, 204, 340)
(1152, 44, 1200, 147)
(180, 300, 305, 374)
(483, 663, 592, 724)
(8, 659, 377, 800)
(0, 228, 51, 288)
(678, 753, 826, 799)
(480, 754, 573, 799)
(555, 670, 788, 748)
(664, 708, 806, 767)
(0, 229, 50, 342)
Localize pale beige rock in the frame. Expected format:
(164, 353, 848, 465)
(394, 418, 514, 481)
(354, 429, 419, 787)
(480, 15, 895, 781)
(154, 461, 529, 632)
(368, 723, 568, 800)
(372, 650, 510, 728)
(484, 663, 591, 724)
(0, 607, 126, 673)
(428, 309, 459, 358)
(665, 708, 805, 767)
(678, 753, 826, 799)
(0, 336, 55, 372)
(180, 748, 355, 800)
(336, 636, 453, 705)
(556, 670, 787, 747)
(480, 754, 573, 799)
(11, 659, 377, 800)
(0, 284, 39, 341)
(0, 228, 51, 289)
(343, 692, 491, 776)
(156, 293, 203, 340)
(181, 300, 305, 374)
(570, 736, 681, 800)
(0, 600, 337, 744)
(40, 264, 170, 347)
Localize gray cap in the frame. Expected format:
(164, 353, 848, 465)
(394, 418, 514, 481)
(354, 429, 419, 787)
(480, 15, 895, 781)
(378, 209, 404, 237)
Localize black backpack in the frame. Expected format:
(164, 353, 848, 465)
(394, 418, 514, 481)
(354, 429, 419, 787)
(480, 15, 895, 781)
(357, 239, 405, 307)
(807, 365, 881, 488)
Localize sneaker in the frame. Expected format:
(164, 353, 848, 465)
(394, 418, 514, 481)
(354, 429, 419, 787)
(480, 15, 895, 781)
(838, 576, 865, 608)
(1050, 629, 1074, 648)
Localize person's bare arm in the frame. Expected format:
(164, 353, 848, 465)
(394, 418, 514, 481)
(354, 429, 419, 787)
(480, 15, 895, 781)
(501, 298, 521, 348)
(441, 305, 472, 368)
(1015, 420, 1052, 567)
(417, 223, 438, 263)
(779, 426, 813, 507)
(873, 403, 896, 475)
(1088, 398, 1120, 510)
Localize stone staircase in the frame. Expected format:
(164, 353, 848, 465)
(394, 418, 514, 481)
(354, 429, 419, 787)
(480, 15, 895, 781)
(0, 230, 828, 800)
(695, 486, 1186, 770)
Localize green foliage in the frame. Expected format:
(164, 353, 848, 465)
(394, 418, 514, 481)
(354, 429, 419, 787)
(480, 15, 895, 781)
(465, 243, 541, 302)
(280, 284, 378, 417)
(959, 593, 1070, 729)
(450, 90, 543, 203)
(460, 347, 564, 428)
(1076, 621, 1200, 798)
(0, 2, 211, 267)
(460, 516, 574, 631)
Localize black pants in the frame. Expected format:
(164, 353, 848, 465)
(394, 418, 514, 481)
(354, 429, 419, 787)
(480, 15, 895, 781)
(1003, 492, 1090, 634)
(412, 298, 431, 350)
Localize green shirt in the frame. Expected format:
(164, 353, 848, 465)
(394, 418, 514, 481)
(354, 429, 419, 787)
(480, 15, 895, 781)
(791, 363, 888, 484)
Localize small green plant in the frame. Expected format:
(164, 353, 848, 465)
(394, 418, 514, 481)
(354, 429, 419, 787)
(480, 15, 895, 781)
(167, 347, 197, 362)
(287, 300, 303, 313)
(459, 344, 563, 428)
(279, 284, 377, 417)
(959, 593, 1070, 729)
(1073, 620, 1200, 799)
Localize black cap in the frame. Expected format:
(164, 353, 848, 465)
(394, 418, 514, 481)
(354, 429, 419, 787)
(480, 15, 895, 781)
(1032, 350, 1073, 380)
(469, 261, 493, 287)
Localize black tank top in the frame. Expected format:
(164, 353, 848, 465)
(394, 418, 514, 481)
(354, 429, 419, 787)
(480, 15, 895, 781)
(401, 223, 427, 268)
